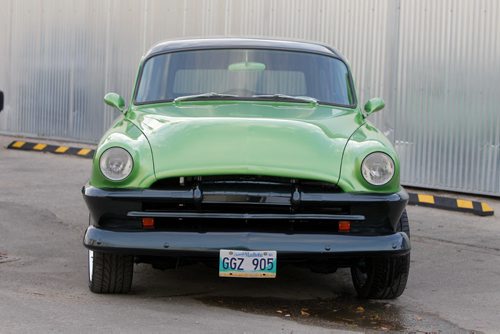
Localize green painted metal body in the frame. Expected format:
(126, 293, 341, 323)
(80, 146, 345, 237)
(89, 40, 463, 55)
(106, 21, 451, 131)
(91, 99, 401, 193)
(91, 41, 401, 194)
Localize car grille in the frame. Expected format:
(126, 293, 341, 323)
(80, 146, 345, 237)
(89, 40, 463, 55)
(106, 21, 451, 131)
(138, 175, 354, 233)
(149, 175, 341, 192)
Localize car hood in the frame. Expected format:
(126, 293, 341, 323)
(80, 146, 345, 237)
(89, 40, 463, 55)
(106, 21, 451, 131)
(128, 101, 363, 184)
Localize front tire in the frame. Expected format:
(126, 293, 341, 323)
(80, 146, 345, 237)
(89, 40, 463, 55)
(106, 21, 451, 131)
(350, 209, 410, 299)
(88, 250, 134, 294)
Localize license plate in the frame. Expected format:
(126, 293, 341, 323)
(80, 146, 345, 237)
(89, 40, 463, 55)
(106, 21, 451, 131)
(219, 249, 277, 278)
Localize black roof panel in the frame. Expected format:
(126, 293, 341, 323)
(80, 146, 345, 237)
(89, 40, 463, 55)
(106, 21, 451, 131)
(144, 38, 346, 61)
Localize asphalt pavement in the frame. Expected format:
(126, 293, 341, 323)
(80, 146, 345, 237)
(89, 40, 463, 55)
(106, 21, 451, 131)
(1, 135, 499, 333)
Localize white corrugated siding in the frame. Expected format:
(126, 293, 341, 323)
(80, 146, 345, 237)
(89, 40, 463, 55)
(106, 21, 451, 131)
(0, 0, 498, 195)
(395, 0, 500, 195)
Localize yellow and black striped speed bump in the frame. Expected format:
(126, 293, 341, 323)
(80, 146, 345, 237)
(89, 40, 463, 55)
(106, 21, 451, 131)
(7, 140, 94, 158)
(408, 193, 494, 217)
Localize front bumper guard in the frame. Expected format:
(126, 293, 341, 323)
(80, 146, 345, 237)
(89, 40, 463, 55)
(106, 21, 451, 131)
(84, 226, 410, 258)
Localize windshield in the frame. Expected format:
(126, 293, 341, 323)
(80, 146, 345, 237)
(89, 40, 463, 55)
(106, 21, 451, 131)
(135, 48, 356, 107)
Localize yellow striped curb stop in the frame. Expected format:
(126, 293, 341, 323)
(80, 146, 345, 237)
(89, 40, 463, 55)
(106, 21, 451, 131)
(7, 140, 94, 158)
(408, 193, 494, 217)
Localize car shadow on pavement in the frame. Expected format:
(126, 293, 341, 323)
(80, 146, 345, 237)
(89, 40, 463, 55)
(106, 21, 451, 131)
(128, 263, 469, 333)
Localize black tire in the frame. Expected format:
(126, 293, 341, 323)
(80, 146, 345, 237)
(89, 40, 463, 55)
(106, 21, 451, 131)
(88, 250, 134, 294)
(350, 209, 410, 299)
(398, 209, 410, 239)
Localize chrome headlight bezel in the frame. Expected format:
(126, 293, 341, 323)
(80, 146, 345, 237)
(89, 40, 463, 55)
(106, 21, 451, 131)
(99, 147, 134, 181)
(361, 152, 395, 186)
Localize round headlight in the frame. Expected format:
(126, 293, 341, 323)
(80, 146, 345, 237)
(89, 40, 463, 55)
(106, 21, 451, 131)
(99, 147, 133, 181)
(361, 152, 395, 186)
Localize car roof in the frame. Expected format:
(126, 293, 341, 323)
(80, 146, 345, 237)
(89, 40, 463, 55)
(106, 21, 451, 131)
(144, 38, 347, 62)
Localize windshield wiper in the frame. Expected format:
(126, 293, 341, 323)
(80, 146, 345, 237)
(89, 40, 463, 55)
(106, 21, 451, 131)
(173, 92, 238, 103)
(251, 94, 318, 105)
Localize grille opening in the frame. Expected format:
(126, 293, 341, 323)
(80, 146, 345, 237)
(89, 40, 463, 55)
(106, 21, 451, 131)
(150, 175, 341, 192)
(139, 175, 353, 234)
(97, 216, 391, 235)
(146, 175, 346, 216)
(142, 202, 349, 215)
(145, 218, 347, 234)
(129, 218, 390, 235)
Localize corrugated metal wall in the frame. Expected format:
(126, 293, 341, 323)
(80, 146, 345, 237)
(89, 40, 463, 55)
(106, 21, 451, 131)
(0, 0, 498, 196)
(394, 0, 500, 195)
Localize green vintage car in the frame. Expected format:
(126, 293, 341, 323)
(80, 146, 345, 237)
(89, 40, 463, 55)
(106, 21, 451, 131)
(83, 38, 410, 298)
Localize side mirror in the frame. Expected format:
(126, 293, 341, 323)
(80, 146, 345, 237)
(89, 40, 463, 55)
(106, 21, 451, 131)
(363, 97, 385, 117)
(104, 92, 126, 113)
(0, 91, 4, 112)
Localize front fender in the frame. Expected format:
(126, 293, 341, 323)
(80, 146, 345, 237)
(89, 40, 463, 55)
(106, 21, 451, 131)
(90, 118, 156, 189)
(338, 121, 401, 193)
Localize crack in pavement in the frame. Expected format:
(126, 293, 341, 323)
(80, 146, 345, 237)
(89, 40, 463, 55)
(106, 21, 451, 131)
(412, 235, 500, 254)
